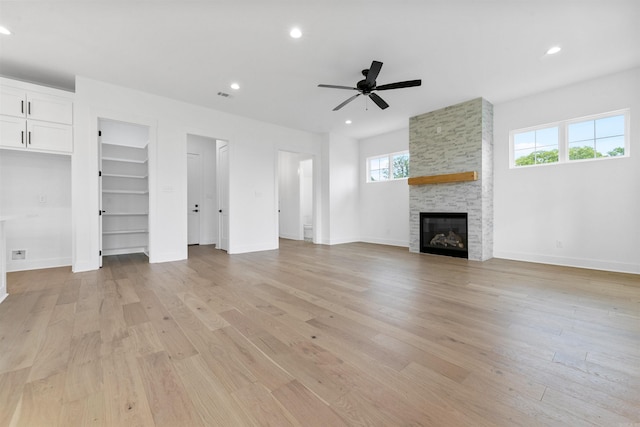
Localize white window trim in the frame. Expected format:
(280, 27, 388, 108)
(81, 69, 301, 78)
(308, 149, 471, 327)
(509, 108, 630, 168)
(366, 150, 410, 183)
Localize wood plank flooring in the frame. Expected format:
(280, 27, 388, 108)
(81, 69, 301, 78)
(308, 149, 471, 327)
(1, 240, 639, 426)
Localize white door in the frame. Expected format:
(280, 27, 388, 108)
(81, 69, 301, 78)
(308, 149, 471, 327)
(187, 153, 201, 245)
(217, 142, 229, 251)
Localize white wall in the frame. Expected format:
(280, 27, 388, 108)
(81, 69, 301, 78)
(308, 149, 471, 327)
(493, 68, 640, 274)
(187, 134, 217, 245)
(73, 76, 323, 272)
(326, 133, 360, 244)
(359, 128, 410, 247)
(0, 150, 71, 271)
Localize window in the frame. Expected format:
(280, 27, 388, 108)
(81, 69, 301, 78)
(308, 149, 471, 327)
(367, 151, 409, 182)
(510, 109, 629, 168)
(568, 114, 626, 160)
(513, 126, 559, 166)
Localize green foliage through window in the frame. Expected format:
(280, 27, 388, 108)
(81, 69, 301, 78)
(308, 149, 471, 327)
(368, 151, 409, 182)
(512, 111, 628, 167)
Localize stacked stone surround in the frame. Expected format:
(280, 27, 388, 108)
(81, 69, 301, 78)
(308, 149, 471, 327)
(409, 97, 493, 261)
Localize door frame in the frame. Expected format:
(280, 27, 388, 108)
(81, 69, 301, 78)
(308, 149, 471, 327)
(93, 109, 157, 267)
(275, 150, 316, 247)
(217, 140, 230, 251)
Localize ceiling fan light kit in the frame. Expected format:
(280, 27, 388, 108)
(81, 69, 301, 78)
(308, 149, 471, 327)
(318, 60, 421, 111)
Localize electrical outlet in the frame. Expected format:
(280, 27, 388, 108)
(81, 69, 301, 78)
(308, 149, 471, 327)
(12, 250, 26, 260)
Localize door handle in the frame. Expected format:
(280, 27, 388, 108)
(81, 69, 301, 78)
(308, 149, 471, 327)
(192, 209, 199, 212)
(218, 209, 222, 213)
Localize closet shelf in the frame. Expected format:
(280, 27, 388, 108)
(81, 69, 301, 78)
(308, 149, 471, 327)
(102, 246, 148, 255)
(101, 142, 149, 149)
(102, 173, 148, 179)
(102, 189, 149, 195)
(102, 212, 148, 216)
(102, 156, 148, 164)
(102, 229, 148, 235)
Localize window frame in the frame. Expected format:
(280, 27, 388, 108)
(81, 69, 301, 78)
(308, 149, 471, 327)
(366, 150, 410, 183)
(509, 109, 630, 168)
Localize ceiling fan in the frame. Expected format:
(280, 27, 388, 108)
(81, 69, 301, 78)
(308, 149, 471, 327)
(318, 60, 421, 111)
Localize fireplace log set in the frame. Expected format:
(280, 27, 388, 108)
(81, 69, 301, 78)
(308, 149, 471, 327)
(429, 230, 464, 248)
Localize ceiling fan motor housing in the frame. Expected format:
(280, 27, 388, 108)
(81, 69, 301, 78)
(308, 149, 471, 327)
(357, 78, 375, 93)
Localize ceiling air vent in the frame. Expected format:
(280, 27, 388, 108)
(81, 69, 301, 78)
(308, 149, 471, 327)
(217, 91, 231, 98)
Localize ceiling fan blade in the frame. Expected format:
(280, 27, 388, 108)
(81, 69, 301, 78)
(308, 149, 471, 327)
(318, 84, 358, 90)
(365, 61, 383, 86)
(333, 93, 361, 111)
(375, 79, 422, 91)
(369, 93, 389, 110)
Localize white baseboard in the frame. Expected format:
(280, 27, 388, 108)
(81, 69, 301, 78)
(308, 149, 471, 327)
(360, 237, 409, 248)
(279, 233, 302, 241)
(493, 250, 640, 275)
(229, 241, 278, 254)
(7, 257, 71, 272)
(149, 251, 187, 264)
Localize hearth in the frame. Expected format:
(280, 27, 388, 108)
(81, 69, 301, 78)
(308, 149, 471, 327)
(420, 212, 468, 259)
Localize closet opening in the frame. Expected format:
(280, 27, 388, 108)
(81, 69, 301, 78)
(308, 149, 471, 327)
(98, 118, 150, 266)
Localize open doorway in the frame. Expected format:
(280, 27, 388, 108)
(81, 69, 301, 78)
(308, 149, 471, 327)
(186, 134, 217, 248)
(277, 151, 315, 243)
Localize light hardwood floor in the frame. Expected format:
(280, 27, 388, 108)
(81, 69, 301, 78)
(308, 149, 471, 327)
(1, 240, 638, 426)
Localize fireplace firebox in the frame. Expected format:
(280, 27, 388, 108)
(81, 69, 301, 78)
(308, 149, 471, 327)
(420, 212, 468, 259)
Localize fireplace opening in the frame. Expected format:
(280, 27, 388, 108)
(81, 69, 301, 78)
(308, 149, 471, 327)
(420, 212, 468, 259)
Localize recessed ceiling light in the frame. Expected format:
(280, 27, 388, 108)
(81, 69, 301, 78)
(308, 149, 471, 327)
(345, 120, 352, 125)
(545, 46, 562, 55)
(230, 83, 240, 90)
(0, 26, 11, 35)
(290, 27, 302, 39)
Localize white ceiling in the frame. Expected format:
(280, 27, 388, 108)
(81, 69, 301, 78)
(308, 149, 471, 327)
(1, 1, 639, 139)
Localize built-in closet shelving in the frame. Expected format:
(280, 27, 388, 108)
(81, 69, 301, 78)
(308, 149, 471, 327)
(100, 136, 149, 257)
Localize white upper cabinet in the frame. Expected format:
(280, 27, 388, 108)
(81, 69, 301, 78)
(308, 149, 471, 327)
(0, 78, 74, 154)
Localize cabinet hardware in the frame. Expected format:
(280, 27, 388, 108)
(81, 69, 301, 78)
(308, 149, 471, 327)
(21, 100, 24, 114)
(192, 209, 199, 212)
(28, 101, 31, 115)
(21, 131, 24, 145)
(219, 209, 222, 213)
(28, 131, 31, 145)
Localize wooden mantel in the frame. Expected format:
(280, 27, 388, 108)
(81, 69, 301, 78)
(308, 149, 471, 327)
(408, 171, 478, 186)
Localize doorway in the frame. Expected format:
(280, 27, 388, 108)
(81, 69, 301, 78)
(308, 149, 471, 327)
(277, 151, 314, 242)
(186, 134, 217, 248)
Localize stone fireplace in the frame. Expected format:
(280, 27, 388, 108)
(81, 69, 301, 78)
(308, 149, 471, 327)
(409, 98, 493, 261)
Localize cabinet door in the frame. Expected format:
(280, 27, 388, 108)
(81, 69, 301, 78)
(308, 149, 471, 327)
(27, 121, 72, 153)
(0, 87, 26, 118)
(27, 92, 73, 125)
(0, 116, 26, 149)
